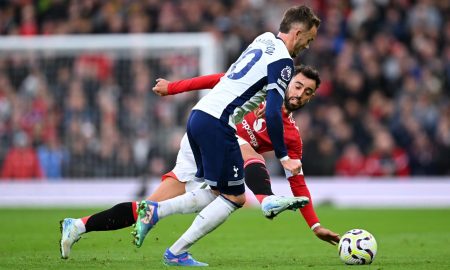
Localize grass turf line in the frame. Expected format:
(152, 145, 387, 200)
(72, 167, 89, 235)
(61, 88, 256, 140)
(0, 207, 449, 269)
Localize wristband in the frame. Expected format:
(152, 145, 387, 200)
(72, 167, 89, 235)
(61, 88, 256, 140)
(311, 223, 321, 231)
(279, 156, 289, 162)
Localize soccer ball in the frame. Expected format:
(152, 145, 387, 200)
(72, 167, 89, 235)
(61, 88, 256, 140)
(338, 229, 377, 265)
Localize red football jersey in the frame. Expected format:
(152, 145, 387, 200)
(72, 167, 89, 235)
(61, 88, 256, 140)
(168, 74, 320, 228)
(236, 106, 302, 160)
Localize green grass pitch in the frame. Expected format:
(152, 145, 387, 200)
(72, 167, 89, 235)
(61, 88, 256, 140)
(0, 207, 449, 269)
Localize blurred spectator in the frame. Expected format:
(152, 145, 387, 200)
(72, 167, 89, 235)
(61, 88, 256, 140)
(435, 111, 450, 175)
(335, 143, 366, 177)
(1, 131, 43, 179)
(365, 129, 410, 177)
(93, 140, 116, 177)
(93, 124, 119, 177)
(408, 131, 438, 175)
(114, 141, 138, 177)
(63, 136, 95, 178)
(37, 134, 67, 180)
(63, 80, 97, 135)
(19, 4, 37, 36)
(303, 135, 338, 176)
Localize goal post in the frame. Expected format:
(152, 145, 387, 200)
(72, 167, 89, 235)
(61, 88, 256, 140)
(0, 33, 223, 76)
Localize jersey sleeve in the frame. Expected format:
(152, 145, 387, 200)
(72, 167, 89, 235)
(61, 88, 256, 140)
(265, 58, 293, 159)
(267, 58, 293, 98)
(287, 174, 320, 228)
(286, 138, 302, 160)
(167, 73, 225, 95)
(265, 90, 287, 158)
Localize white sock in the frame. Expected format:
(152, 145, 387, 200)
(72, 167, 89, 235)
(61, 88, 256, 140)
(157, 189, 217, 219)
(74, 219, 86, 234)
(169, 195, 238, 255)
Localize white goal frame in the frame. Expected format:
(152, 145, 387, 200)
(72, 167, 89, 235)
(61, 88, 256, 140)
(0, 33, 223, 75)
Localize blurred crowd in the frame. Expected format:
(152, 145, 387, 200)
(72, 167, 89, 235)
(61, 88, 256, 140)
(0, 0, 449, 180)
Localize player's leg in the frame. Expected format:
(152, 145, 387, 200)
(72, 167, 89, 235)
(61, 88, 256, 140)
(164, 112, 245, 266)
(133, 129, 218, 248)
(239, 141, 274, 203)
(81, 177, 187, 233)
(147, 174, 187, 201)
(61, 133, 200, 259)
(239, 141, 309, 219)
(60, 176, 187, 259)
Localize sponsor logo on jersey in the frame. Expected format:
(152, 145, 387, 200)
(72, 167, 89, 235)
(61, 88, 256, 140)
(241, 119, 259, 148)
(253, 118, 267, 133)
(281, 66, 292, 81)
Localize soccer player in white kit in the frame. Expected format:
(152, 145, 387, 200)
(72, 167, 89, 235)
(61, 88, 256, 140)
(59, 66, 342, 261)
(132, 5, 320, 266)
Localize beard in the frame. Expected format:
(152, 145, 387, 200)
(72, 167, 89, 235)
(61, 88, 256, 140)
(284, 96, 305, 112)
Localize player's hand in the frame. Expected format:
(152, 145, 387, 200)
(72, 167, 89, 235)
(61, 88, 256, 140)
(313, 226, 340, 245)
(152, 78, 170, 96)
(254, 104, 266, 119)
(280, 158, 302, 176)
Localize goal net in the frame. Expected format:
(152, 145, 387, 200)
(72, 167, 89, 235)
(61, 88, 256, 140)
(0, 33, 222, 180)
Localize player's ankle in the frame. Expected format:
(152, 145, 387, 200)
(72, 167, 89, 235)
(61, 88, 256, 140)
(74, 219, 86, 234)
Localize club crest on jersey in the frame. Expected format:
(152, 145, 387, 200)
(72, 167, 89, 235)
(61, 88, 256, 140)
(233, 166, 239, 177)
(281, 66, 292, 81)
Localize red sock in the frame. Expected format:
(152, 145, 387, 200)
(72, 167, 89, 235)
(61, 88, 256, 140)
(255, 194, 269, 204)
(80, 215, 91, 224)
(131, 201, 138, 221)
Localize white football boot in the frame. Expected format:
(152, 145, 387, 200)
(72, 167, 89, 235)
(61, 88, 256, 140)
(60, 218, 81, 259)
(261, 195, 309, 219)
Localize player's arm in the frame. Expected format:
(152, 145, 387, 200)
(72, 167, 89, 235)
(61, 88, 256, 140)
(288, 174, 340, 245)
(265, 60, 300, 175)
(254, 102, 266, 119)
(286, 146, 340, 245)
(152, 73, 225, 96)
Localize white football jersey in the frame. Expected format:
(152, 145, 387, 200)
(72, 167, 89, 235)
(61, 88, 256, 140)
(193, 32, 294, 127)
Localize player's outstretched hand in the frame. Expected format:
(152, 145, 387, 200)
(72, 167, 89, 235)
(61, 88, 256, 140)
(313, 226, 340, 245)
(280, 158, 302, 176)
(254, 103, 266, 119)
(152, 78, 170, 96)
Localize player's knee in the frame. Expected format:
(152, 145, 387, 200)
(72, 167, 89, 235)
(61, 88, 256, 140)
(222, 193, 246, 206)
(254, 153, 264, 162)
(242, 151, 264, 164)
(147, 177, 186, 202)
(235, 194, 246, 206)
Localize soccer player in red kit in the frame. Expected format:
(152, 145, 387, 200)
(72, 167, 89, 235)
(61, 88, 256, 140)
(154, 65, 338, 238)
(60, 65, 339, 259)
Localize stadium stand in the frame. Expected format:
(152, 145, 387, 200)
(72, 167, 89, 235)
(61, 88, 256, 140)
(0, 0, 449, 179)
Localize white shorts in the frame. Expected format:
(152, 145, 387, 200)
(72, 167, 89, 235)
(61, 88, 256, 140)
(161, 133, 207, 192)
(162, 134, 250, 192)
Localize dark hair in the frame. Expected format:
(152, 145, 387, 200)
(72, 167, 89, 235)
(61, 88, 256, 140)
(295, 65, 321, 89)
(279, 5, 321, 33)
